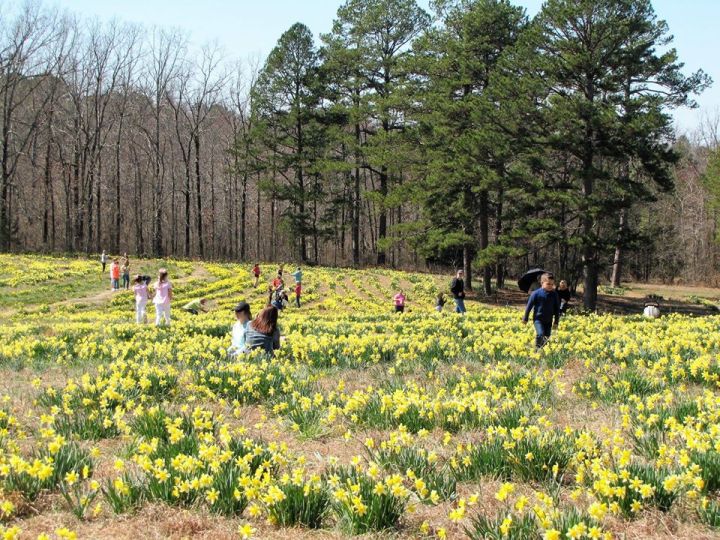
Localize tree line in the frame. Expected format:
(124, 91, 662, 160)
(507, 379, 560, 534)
(0, 0, 717, 310)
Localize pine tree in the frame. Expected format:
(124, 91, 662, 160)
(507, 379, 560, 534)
(511, 0, 709, 310)
(410, 0, 526, 292)
(252, 23, 324, 263)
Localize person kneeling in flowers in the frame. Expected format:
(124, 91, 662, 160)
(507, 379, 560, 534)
(522, 272, 560, 350)
(244, 305, 281, 356)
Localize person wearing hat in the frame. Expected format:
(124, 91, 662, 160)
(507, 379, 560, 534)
(228, 301, 252, 357)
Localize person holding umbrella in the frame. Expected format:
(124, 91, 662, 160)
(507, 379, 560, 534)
(522, 272, 560, 350)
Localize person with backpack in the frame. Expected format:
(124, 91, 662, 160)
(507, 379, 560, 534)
(450, 270, 466, 314)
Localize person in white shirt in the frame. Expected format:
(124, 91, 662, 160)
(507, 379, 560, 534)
(228, 301, 252, 356)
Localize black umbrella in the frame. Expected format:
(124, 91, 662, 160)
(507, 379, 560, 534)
(518, 268, 550, 293)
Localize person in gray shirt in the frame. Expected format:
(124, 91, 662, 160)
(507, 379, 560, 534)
(244, 305, 281, 356)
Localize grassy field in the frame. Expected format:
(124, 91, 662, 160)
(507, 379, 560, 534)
(0, 254, 719, 539)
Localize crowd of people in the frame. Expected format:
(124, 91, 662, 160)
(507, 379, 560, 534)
(100, 249, 664, 357)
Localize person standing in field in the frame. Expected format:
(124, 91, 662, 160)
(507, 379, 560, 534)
(450, 269, 466, 314)
(101, 250, 108, 273)
(121, 261, 130, 290)
(228, 301, 252, 356)
(133, 275, 149, 324)
(522, 273, 560, 350)
(252, 263, 261, 288)
(291, 266, 302, 284)
(153, 268, 172, 326)
(394, 290, 406, 313)
(110, 259, 121, 291)
(294, 281, 302, 308)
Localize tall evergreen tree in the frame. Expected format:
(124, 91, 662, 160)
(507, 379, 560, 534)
(411, 0, 526, 293)
(253, 23, 323, 263)
(328, 0, 430, 265)
(511, 0, 709, 310)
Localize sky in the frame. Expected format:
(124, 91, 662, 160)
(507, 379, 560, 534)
(44, 0, 720, 133)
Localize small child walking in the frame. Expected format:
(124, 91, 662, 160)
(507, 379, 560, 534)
(133, 275, 149, 324)
(435, 293, 446, 312)
(394, 290, 406, 313)
(522, 273, 560, 350)
(294, 282, 302, 308)
(110, 259, 121, 291)
(121, 261, 130, 290)
(152, 268, 172, 326)
(252, 263, 261, 288)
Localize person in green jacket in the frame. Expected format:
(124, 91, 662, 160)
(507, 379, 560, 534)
(182, 298, 207, 315)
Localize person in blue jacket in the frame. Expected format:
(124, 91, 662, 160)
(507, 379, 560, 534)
(522, 272, 560, 349)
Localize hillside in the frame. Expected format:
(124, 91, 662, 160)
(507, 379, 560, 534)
(0, 255, 719, 539)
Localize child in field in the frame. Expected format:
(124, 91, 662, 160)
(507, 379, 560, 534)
(121, 261, 130, 290)
(133, 275, 149, 324)
(522, 273, 560, 350)
(435, 293, 446, 312)
(252, 263, 261, 288)
(153, 268, 172, 326)
(228, 301, 252, 356)
(557, 280, 571, 314)
(101, 250, 108, 273)
(110, 259, 121, 291)
(394, 290, 406, 313)
(182, 298, 207, 315)
(294, 282, 302, 308)
(291, 266, 302, 284)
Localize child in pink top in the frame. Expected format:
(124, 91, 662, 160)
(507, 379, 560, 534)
(132, 275, 149, 324)
(153, 268, 172, 326)
(394, 290, 406, 313)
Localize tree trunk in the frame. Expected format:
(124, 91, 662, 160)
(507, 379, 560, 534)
(377, 165, 388, 265)
(194, 132, 204, 257)
(479, 189, 491, 296)
(610, 207, 626, 288)
(495, 185, 504, 288)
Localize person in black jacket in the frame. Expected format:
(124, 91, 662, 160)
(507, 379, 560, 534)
(523, 273, 560, 349)
(450, 269, 466, 314)
(557, 280, 571, 314)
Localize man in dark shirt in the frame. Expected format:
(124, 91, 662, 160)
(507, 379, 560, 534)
(522, 273, 560, 349)
(450, 269, 466, 314)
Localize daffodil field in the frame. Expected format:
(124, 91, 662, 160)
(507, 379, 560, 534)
(0, 254, 720, 539)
